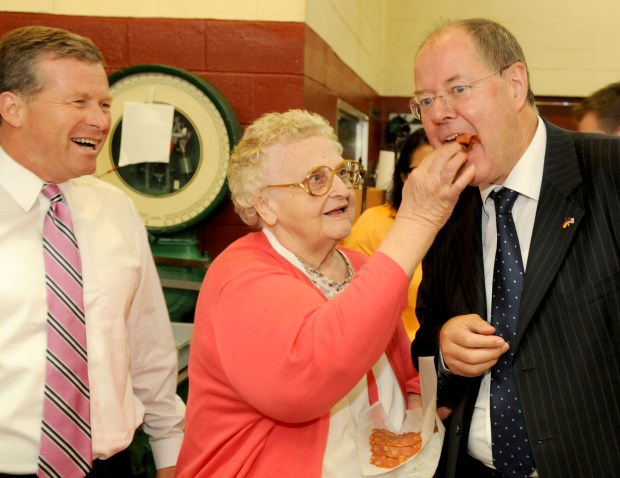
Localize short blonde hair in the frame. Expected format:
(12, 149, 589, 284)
(228, 109, 342, 226)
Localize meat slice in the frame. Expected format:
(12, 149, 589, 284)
(453, 133, 479, 152)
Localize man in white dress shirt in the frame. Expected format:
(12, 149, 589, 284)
(0, 25, 184, 477)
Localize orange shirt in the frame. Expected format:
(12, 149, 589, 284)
(342, 203, 422, 340)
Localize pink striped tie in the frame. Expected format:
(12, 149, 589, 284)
(38, 184, 92, 478)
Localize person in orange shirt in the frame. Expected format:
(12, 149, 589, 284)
(342, 128, 434, 339)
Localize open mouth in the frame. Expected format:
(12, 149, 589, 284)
(445, 133, 479, 152)
(71, 137, 98, 150)
(325, 205, 348, 216)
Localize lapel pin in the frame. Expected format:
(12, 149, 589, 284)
(562, 217, 575, 229)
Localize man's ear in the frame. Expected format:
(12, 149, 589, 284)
(506, 62, 529, 111)
(254, 195, 278, 227)
(0, 91, 24, 128)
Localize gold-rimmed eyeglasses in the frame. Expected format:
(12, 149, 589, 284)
(409, 65, 512, 120)
(265, 159, 363, 196)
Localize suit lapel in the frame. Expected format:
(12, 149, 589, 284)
(453, 187, 486, 317)
(467, 194, 486, 317)
(515, 122, 585, 347)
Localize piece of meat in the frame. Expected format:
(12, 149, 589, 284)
(454, 133, 479, 152)
(369, 428, 422, 468)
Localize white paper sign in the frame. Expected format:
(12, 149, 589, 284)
(375, 150, 395, 190)
(118, 102, 174, 167)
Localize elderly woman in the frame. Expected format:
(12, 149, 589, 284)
(176, 110, 473, 477)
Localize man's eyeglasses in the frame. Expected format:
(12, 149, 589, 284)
(409, 65, 511, 120)
(265, 159, 363, 196)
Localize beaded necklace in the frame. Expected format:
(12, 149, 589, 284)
(295, 250, 354, 300)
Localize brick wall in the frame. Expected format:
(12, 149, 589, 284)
(0, 12, 382, 258)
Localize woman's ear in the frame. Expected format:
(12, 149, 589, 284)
(254, 195, 278, 226)
(507, 62, 529, 111)
(0, 91, 23, 128)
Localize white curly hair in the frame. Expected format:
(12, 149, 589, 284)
(228, 109, 343, 226)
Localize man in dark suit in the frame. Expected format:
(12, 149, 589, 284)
(409, 18, 620, 478)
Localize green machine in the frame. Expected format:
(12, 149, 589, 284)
(96, 64, 242, 321)
(95, 64, 242, 476)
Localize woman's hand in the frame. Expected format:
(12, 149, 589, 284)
(398, 141, 474, 230)
(377, 141, 475, 279)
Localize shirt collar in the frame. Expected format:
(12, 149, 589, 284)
(262, 227, 309, 275)
(0, 146, 46, 212)
(481, 117, 547, 203)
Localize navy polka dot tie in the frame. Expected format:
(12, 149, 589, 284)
(489, 188, 535, 477)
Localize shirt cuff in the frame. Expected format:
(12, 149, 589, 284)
(150, 434, 184, 470)
(438, 349, 453, 376)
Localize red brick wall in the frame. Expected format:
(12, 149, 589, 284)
(0, 13, 373, 257)
(0, 13, 583, 258)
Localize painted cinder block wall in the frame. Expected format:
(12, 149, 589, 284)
(0, 12, 382, 258)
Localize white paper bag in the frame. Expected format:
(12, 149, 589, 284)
(355, 357, 444, 477)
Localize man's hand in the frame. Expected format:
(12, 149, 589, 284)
(440, 314, 509, 377)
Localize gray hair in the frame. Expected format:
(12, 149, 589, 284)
(419, 18, 536, 105)
(228, 109, 342, 226)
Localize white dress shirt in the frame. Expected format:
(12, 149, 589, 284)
(467, 118, 547, 474)
(0, 147, 185, 474)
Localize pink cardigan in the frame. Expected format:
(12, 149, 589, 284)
(176, 231, 420, 477)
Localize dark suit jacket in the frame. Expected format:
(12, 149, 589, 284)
(412, 121, 620, 478)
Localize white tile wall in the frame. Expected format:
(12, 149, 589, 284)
(1, 0, 618, 97)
